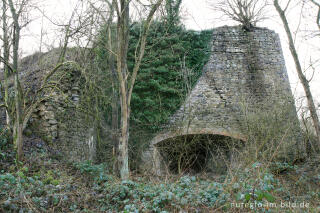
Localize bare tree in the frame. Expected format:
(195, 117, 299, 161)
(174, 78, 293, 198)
(0, 0, 85, 161)
(274, 0, 320, 145)
(113, 0, 164, 180)
(6, 0, 30, 161)
(210, 0, 268, 30)
(1, 0, 11, 129)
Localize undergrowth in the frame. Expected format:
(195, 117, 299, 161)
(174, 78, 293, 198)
(1, 154, 319, 212)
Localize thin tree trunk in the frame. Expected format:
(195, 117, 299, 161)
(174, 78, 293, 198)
(274, 0, 320, 144)
(2, 0, 11, 128)
(111, 83, 119, 174)
(15, 123, 23, 161)
(8, 0, 23, 161)
(119, 104, 130, 179)
(114, 0, 163, 180)
(13, 39, 23, 161)
(14, 73, 23, 161)
(116, 0, 130, 180)
(109, 27, 120, 175)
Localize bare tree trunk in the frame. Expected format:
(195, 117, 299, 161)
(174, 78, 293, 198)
(13, 32, 23, 162)
(115, 0, 130, 180)
(7, 0, 24, 161)
(108, 27, 120, 175)
(119, 106, 130, 179)
(2, 0, 11, 129)
(13, 66, 23, 161)
(111, 82, 119, 174)
(15, 114, 23, 161)
(274, 0, 320, 144)
(114, 0, 163, 180)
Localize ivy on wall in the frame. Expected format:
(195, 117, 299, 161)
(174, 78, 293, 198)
(128, 21, 213, 131)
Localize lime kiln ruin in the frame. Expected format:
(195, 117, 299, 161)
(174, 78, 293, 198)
(143, 26, 303, 175)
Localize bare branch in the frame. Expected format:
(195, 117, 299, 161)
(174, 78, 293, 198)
(210, 0, 268, 30)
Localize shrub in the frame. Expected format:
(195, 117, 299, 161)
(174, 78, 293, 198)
(237, 95, 303, 167)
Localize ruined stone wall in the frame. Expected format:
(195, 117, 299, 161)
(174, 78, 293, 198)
(143, 26, 302, 174)
(0, 49, 98, 162)
(29, 64, 97, 162)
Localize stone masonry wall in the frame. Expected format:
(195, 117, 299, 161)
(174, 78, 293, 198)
(2, 49, 100, 163)
(29, 64, 97, 162)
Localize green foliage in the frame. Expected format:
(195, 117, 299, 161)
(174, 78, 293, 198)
(98, 175, 227, 212)
(128, 22, 212, 131)
(0, 165, 83, 212)
(0, 128, 10, 159)
(69, 161, 229, 211)
(1, 158, 319, 212)
(95, 21, 212, 132)
(74, 161, 111, 184)
(72, 161, 286, 212)
(0, 169, 58, 211)
(231, 162, 277, 207)
(165, 0, 183, 28)
(74, 160, 106, 175)
(43, 170, 60, 186)
(0, 128, 15, 170)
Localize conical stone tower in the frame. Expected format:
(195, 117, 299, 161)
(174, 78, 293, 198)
(143, 26, 303, 175)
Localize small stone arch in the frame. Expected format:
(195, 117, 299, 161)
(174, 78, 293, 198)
(152, 132, 245, 175)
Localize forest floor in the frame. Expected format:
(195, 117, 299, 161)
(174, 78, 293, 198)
(1, 134, 320, 212)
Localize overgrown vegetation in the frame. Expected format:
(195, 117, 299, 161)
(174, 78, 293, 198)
(129, 22, 212, 131)
(96, 22, 212, 131)
(0, 127, 15, 170)
(95, 20, 213, 170)
(1, 148, 319, 212)
(237, 96, 304, 166)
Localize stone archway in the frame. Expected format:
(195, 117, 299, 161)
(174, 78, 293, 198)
(153, 133, 245, 175)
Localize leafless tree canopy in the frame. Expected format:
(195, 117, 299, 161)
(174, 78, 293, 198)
(212, 0, 268, 30)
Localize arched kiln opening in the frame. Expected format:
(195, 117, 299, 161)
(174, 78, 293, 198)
(156, 134, 244, 175)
